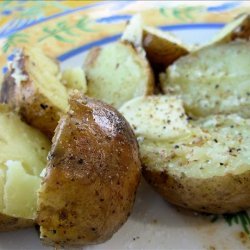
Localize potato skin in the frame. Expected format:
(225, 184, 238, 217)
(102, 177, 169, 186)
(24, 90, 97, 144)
(37, 93, 141, 246)
(0, 53, 62, 139)
(0, 213, 33, 232)
(210, 14, 250, 45)
(143, 168, 250, 214)
(143, 28, 189, 70)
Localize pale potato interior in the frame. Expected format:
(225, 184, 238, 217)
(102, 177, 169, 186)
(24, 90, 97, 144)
(61, 68, 87, 94)
(3, 161, 41, 219)
(0, 106, 50, 219)
(0, 107, 49, 176)
(85, 42, 152, 108)
(162, 41, 250, 117)
(26, 48, 69, 112)
(121, 14, 143, 47)
(121, 97, 250, 179)
(119, 96, 189, 140)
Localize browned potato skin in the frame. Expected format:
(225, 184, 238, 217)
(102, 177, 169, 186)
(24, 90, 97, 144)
(142, 29, 189, 71)
(0, 214, 33, 232)
(214, 14, 250, 44)
(37, 93, 141, 246)
(0, 55, 61, 139)
(143, 168, 250, 214)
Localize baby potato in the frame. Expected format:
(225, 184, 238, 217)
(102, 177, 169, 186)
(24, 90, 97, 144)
(37, 92, 141, 246)
(121, 96, 250, 214)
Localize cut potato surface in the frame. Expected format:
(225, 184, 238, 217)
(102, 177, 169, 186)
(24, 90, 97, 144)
(61, 68, 87, 94)
(84, 41, 154, 108)
(0, 47, 69, 138)
(121, 14, 143, 48)
(121, 96, 250, 213)
(206, 13, 250, 46)
(0, 105, 50, 230)
(161, 41, 250, 118)
(4, 160, 41, 219)
(119, 95, 189, 140)
(37, 92, 141, 246)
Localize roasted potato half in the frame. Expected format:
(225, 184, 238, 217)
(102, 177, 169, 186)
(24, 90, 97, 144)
(120, 96, 250, 214)
(84, 41, 154, 109)
(0, 104, 50, 231)
(161, 41, 250, 118)
(37, 92, 141, 246)
(0, 48, 69, 138)
(205, 13, 250, 46)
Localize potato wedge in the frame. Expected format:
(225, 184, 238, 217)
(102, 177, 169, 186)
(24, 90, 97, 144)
(120, 96, 250, 214)
(37, 92, 141, 246)
(142, 26, 189, 69)
(0, 48, 69, 138)
(206, 13, 250, 46)
(121, 14, 143, 48)
(0, 104, 50, 231)
(121, 14, 189, 70)
(84, 41, 154, 108)
(161, 41, 250, 118)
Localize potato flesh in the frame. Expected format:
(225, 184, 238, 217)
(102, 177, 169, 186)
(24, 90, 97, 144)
(0, 166, 5, 211)
(85, 42, 153, 108)
(142, 115, 250, 178)
(3, 161, 41, 219)
(119, 96, 189, 140)
(121, 14, 143, 47)
(61, 68, 87, 94)
(162, 41, 250, 117)
(27, 48, 68, 113)
(0, 106, 50, 220)
(0, 107, 49, 176)
(121, 97, 250, 179)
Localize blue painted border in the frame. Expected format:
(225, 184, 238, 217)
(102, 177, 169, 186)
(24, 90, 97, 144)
(57, 23, 225, 62)
(57, 34, 122, 61)
(159, 23, 225, 31)
(206, 1, 241, 12)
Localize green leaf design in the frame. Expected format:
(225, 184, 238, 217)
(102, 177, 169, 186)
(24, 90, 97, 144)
(173, 8, 186, 22)
(76, 18, 94, 32)
(185, 6, 204, 21)
(223, 211, 250, 234)
(159, 7, 168, 18)
(38, 16, 94, 43)
(2, 33, 29, 53)
(39, 26, 74, 43)
(159, 6, 204, 22)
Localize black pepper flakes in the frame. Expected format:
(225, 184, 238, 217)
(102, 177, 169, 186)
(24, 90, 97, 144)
(78, 158, 83, 164)
(40, 103, 48, 110)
